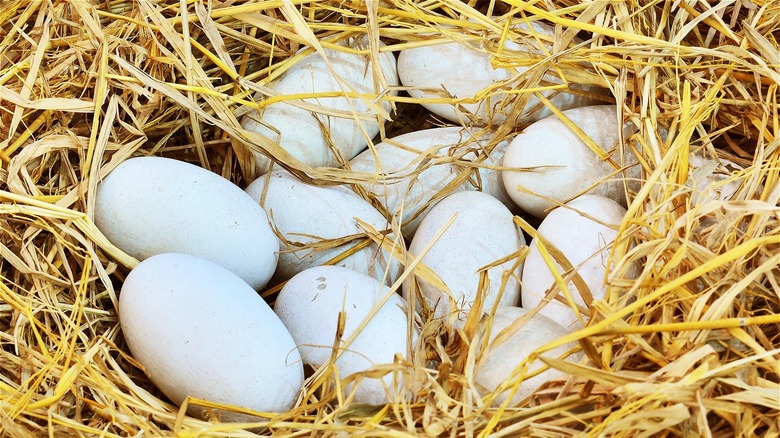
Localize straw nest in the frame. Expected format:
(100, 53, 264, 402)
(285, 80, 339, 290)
(1, 0, 778, 436)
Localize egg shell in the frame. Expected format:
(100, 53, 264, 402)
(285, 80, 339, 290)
(245, 171, 402, 284)
(397, 21, 602, 127)
(274, 266, 413, 405)
(688, 153, 742, 204)
(475, 307, 578, 406)
(119, 253, 303, 421)
(241, 38, 398, 172)
(404, 191, 524, 322)
(501, 105, 640, 217)
(521, 195, 632, 330)
(349, 127, 513, 236)
(95, 156, 279, 290)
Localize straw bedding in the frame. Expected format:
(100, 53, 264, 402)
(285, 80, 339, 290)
(0, 0, 778, 436)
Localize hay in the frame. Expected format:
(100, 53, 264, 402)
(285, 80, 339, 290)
(1, 0, 778, 436)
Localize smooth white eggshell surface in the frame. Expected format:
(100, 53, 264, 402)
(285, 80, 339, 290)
(275, 266, 413, 405)
(521, 195, 631, 330)
(501, 105, 640, 217)
(475, 307, 577, 406)
(349, 127, 513, 236)
(404, 191, 524, 322)
(95, 156, 279, 289)
(119, 253, 303, 421)
(397, 21, 602, 127)
(241, 38, 398, 173)
(245, 171, 401, 284)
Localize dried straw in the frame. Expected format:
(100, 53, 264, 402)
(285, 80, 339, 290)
(1, 0, 778, 436)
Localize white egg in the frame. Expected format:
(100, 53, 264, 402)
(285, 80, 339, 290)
(688, 153, 742, 204)
(404, 191, 524, 322)
(241, 38, 398, 172)
(349, 126, 513, 236)
(501, 105, 640, 217)
(397, 21, 602, 126)
(245, 171, 402, 284)
(119, 253, 303, 421)
(475, 306, 578, 406)
(521, 195, 632, 330)
(274, 266, 414, 405)
(95, 156, 279, 290)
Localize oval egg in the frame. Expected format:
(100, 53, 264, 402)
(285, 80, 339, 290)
(501, 105, 640, 217)
(240, 37, 398, 172)
(475, 306, 578, 406)
(397, 21, 602, 126)
(95, 156, 279, 290)
(403, 191, 524, 322)
(245, 171, 402, 284)
(274, 266, 414, 405)
(521, 195, 634, 330)
(119, 253, 304, 421)
(349, 126, 513, 236)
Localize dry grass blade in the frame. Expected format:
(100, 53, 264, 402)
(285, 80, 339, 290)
(0, 0, 778, 437)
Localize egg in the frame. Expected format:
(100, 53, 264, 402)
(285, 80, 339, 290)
(95, 156, 279, 290)
(475, 306, 578, 406)
(501, 105, 640, 217)
(688, 153, 742, 204)
(119, 253, 303, 421)
(403, 191, 524, 322)
(245, 171, 402, 284)
(397, 21, 602, 126)
(240, 37, 398, 172)
(521, 195, 633, 330)
(349, 126, 513, 236)
(274, 266, 414, 405)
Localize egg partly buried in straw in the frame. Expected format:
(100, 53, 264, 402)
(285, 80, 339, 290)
(240, 37, 398, 173)
(246, 170, 402, 284)
(95, 156, 279, 290)
(397, 20, 603, 127)
(274, 265, 415, 405)
(475, 306, 578, 406)
(501, 105, 641, 217)
(403, 191, 524, 323)
(349, 126, 513, 237)
(521, 195, 636, 330)
(119, 253, 304, 421)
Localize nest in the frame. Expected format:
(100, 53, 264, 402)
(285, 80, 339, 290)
(1, 1, 778, 436)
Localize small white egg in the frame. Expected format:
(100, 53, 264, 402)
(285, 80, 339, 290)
(349, 126, 513, 236)
(274, 266, 414, 405)
(119, 253, 303, 421)
(397, 21, 602, 126)
(240, 38, 398, 172)
(403, 191, 524, 322)
(475, 306, 578, 406)
(521, 195, 632, 330)
(95, 156, 279, 290)
(501, 105, 640, 217)
(245, 171, 402, 284)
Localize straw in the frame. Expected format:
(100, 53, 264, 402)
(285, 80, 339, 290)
(1, 1, 778, 436)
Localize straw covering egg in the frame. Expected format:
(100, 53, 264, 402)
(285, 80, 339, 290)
(240, 37, 398, 172)
(501, 105, 640, 217)
(397, 21, 601, 126)
(245, 171, 402, 284)
(521, 195, 632, 330)
(349, 126, 513, 236)
(476, 307, 577, 406)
